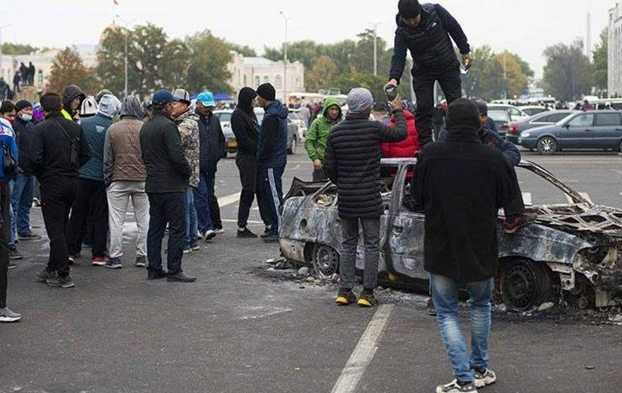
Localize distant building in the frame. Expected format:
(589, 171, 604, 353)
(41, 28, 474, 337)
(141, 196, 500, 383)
(227, 52, 304, 101)
(609, 3, 622, 97)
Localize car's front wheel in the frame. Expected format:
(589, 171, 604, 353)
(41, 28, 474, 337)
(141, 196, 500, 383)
(312, 244, 339, 278)
(499, 259, 553, 311)
(536, 136, 557, 155)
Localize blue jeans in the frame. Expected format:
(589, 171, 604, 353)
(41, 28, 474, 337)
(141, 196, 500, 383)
(184, 187, 198, 248)
(146, 192, 186, 275)
(193, 171, 214, 235)
(11, 173, 35, 238)
(430, 274, 493, 383)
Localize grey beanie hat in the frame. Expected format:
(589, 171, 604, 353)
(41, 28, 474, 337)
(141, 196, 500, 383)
(120, 95, 145, 118)
(346, 88, 374, 114)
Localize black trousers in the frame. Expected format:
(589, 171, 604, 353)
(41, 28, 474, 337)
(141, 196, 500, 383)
(0, 184, 10, 308)
(66, 178, 109, 258)
(412, 61, 462, 146)
(235, 154, 266, 228)
(1, 181, 11, 246)
(147, 192, 185, 275)
(40, 176, 77, 277)
(209, 192, 222, 229)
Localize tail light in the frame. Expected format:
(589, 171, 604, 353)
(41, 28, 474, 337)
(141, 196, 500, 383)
(508, 123, 519, 134)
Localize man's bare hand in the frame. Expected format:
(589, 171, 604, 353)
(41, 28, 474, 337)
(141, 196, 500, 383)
(313, 159, 323, 170)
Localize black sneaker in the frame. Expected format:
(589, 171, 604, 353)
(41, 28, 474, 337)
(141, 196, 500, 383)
(237, 228, 258, 238)
(204, 230, 217, 241)
(35, 268, 56, 282)
(262, 233, 279, 243)
(167, 271, 197, 282)
(46, 274, 75, 288)
(473, 368, 496, 388)
(503, 212, 537, 234)
(335, 288, 357, 305)
(105, 257, 123, 269)
(357, 289, 379, 307)
(436, 379, 478, 393)
(18, 233, 41, 241)
(8, 261, 16, 269)
(135, 255, 147, 268)
(147, 270, 167, 280)
(427, 297, 437, 316)
(9, 249, 23, 260)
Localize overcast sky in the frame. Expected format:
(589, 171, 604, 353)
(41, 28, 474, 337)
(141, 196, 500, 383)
(1, 0, 614, 79)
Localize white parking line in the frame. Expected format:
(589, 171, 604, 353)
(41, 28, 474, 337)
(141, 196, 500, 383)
(330, 304, 394, 393)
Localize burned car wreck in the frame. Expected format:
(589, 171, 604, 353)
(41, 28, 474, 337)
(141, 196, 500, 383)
(279, 158, 622, 311)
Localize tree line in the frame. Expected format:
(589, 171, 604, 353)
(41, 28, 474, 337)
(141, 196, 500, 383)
(11, 23, 610, 102)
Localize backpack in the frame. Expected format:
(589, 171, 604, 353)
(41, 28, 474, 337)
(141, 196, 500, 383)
(1, 141, 16, 177)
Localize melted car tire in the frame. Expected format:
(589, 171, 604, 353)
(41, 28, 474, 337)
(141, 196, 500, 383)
(500, 259, 552, 311)
(312, 244, 340, 278)
(537, 137, 557, 155)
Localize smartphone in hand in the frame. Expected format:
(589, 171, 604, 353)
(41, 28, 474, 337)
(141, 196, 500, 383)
(385, 86, 398, 101)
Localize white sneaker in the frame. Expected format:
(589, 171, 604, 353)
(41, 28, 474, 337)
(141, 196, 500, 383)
(0, 307, 22, 323)
(474, 368, 496, 388)
(204, 230, 216, 241)
(214, 228, 224, 234)
(183, 248, 193, 254)
(436, 379, 477, 393)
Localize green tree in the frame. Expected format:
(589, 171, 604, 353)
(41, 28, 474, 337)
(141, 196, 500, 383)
(332, 72, 387, 102)
(96, 23, 191, 98)
(305, 55, 337, 92)
(49, 46, 97, 93)
(592, 28, 608, 96)
(227, 42, 256, 57)
(1, 43, 38, 55)
(186, 30, 233, 94)
(542, 40, 592, 101)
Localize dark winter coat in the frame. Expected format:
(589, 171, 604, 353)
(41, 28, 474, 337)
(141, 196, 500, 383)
(324, 110, 408, 219)
(197, 112, 226, 174)
(413, 126, 517, 283)
(390, 3, 470, 81)
(257, 100, 288, 168)
(13, 116, 35, 175)
(30, 112, 91, 182)
(79, 113, 114, 181)
(139, 111, 191, 193)
(231, 89, 259, 157)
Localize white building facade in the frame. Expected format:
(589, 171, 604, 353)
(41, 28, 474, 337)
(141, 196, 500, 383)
(609, 3, 622, 97)
(227, 53, 304, 101)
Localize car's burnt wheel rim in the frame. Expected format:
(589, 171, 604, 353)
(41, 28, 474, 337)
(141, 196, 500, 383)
(500, 260, 551, 311)
(537, 137, 556, 155)
(313, 244, 339, 278)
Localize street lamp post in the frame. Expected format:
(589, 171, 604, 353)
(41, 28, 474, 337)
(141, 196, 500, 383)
(279, 11, 289, 102)
(370, 22, 380, 76)
(124, 29, 128, 98)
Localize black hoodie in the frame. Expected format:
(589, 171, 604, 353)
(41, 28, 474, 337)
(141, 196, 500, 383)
(231, 87, 260, 157)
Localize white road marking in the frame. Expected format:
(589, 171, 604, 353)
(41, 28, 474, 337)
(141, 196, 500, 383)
(611, 169, 622, 177)
(330, 304, 394, 393)
(217, 192, 241, 208)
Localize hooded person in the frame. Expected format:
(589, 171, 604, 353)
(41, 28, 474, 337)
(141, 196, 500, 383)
(230, 87, 265, 238)
(66, 93, 121, 267)
(304, 96, 343, 181)
(95, 89, 113, 104)
(254, 83, 289, 242)
(61, 84, 86, 121)
(323, 87, 407, 307)
(103, 95, 149, 269)
(80, 96, 98, 119)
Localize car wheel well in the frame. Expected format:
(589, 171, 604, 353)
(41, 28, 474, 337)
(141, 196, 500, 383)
(496, 257, 558, 311)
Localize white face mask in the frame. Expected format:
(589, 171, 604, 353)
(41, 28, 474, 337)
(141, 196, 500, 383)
(20, 114, 33, 122)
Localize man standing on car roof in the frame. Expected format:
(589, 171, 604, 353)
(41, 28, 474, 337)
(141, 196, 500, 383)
(385, 0, 471, 148)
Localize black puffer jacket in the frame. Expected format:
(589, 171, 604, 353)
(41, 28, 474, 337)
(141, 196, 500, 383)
(139, 111, 191, 193)
(197, 112, 226, 174)
(13, 116, 36, 175)
(324, 110, 407, 218)
(389, 3, 470, 81)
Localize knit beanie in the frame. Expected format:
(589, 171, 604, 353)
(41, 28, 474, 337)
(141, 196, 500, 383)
(15, 99, 32, 112)
(346, 88, 374, 114)
(398, 0, 422, 18)
(446, 98, 480, 131)
(256, 83, 276, 101)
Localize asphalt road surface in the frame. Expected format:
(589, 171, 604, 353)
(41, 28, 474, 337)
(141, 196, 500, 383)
(2, 148, 622, 393)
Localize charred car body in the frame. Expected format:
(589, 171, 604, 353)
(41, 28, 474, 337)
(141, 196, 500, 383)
(279, 158, 622, 311)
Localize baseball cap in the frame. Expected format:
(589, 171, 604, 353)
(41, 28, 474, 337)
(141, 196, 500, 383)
(172, 89, 191, 105)
(196, 91, 216, 107)
(151, 89, 174, 105)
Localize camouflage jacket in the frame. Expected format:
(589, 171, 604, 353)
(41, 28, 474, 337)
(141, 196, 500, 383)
(175, 110, 200, 188)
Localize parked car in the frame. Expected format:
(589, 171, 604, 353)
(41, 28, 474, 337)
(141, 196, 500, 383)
(488, 104, 529, 122)
(487, 109, 511, 138)
(506, 110, 577, 144)
(279, 158, 622, 311)
(517, 110, 622, 154)
(255, 108, 300, 155)
(213, 109, 237, 155)
(288, 109, 308, 139)
(519, 105, 548, 116)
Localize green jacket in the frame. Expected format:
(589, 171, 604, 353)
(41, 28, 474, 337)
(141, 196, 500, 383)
(304, 97, 342, 163)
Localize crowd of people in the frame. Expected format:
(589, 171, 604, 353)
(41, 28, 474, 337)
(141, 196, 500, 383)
(1, 0, 544, 391)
